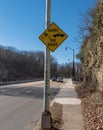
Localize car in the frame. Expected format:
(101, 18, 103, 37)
(57, 77, 63, 82)
(52, 77, 57, 81)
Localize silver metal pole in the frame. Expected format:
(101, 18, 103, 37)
(44, 0, 51, 112)
(41, 0, 52, 129)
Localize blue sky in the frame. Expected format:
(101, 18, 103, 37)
(0, 0, 96, 64)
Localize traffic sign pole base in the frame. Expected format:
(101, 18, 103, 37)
(41, 111, 52, 130)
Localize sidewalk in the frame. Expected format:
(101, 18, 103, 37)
(52, 79, 83, 130)
(33, 79, 84, 130)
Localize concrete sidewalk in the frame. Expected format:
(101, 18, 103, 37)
(52, 79, 83, 130)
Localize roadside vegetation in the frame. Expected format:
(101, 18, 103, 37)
(0, 45, 82, 83)
(76, 0, 103, 129)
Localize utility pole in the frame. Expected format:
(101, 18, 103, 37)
(41, 0, 52, 129)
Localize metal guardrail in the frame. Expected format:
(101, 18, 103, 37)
(0, 78, 43, 86)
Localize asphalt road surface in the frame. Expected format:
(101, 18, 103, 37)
(0, 81, 61, 130)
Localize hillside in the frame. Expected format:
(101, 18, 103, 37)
(79, 0, 103, 92)
(76, 1, 103, 129)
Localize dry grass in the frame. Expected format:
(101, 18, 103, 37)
(76, 84, 103, 130)
(50, 102, 63, 129)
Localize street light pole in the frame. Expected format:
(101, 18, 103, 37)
(65, 47, 75, 81)
(72, 49, 75, 81)
(41, 0, 52, 129)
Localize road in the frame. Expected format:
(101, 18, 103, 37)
(0, 81, 61, 130)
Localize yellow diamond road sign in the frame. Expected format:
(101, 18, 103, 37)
(39, 22, 68, 52)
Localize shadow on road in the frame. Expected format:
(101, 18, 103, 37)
(0, 86, 60, 99)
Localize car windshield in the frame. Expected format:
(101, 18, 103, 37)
(58, 77, 63, 79)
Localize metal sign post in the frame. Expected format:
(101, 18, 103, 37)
(39, 1, 68, 129)
(41, 0, 52, 129)
(44, 0, 51, 113)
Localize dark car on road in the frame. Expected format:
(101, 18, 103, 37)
(52, 77, 57, 81)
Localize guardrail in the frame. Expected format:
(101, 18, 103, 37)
(0, 78, 43, 86)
